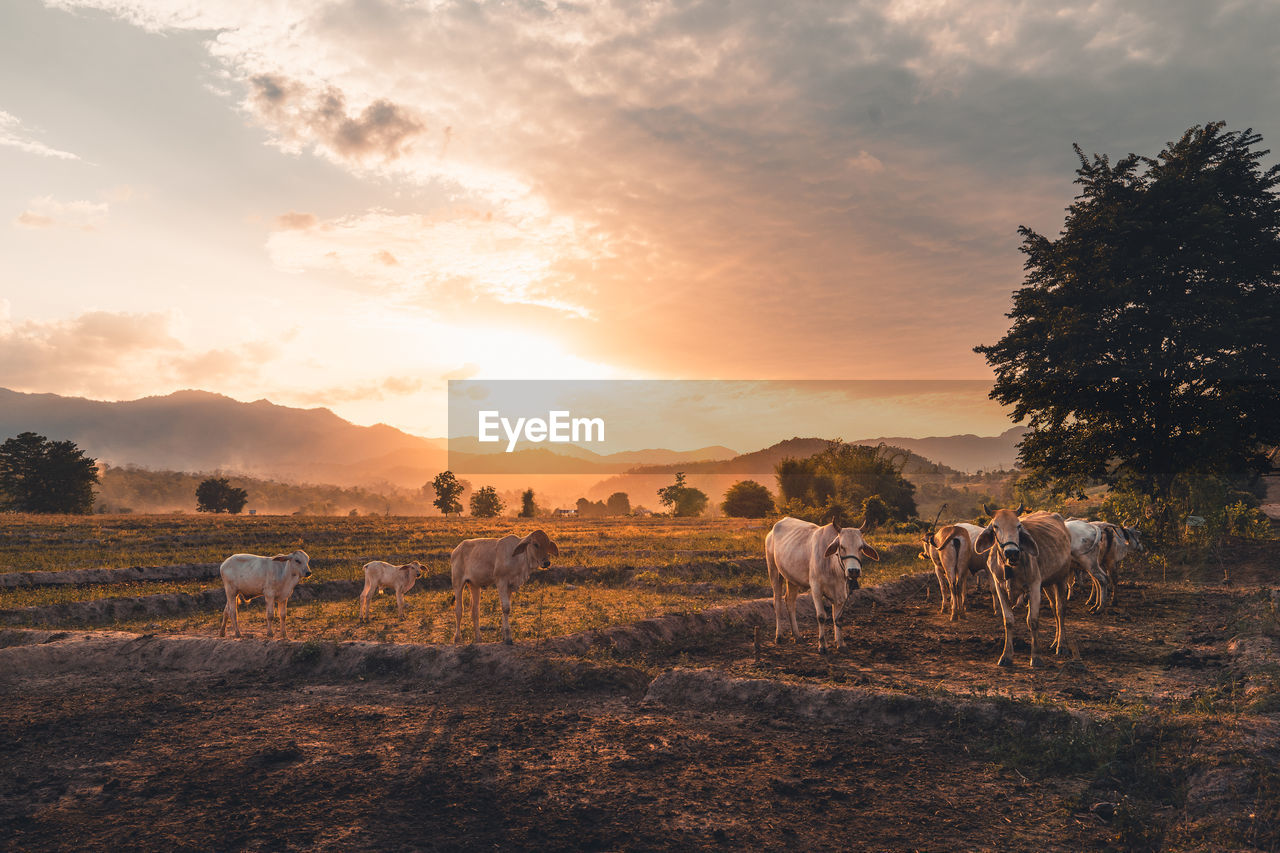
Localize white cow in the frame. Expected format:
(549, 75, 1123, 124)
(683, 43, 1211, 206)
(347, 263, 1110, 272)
(1091, 521, 1143, 604)
(765, 516, 880, 654)
(1064, 518, 1112, 613)
(219, 550, 312, 640)
(359, 560, 424, 622)
(451, 530, 559, 645)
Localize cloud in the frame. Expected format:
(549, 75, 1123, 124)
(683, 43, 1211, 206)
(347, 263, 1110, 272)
(13, 196, 109, 230)
(274, 210, 318, 230)
(248, 73, 425, 165)
(41, 0, 1280, 380)
(0, 310, 279, 398)
(266, 208, 594, 317)
(0, 110, 81, 160)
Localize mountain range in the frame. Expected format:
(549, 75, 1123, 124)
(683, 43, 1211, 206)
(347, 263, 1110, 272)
(0, 388, 1024, 490)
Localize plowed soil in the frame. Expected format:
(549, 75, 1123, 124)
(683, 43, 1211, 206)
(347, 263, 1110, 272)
(1, 540, 1278, 852)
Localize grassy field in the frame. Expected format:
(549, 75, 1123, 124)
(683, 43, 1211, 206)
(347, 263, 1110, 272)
(2, 513, 1278, 850)
(0, 514, 926, 640)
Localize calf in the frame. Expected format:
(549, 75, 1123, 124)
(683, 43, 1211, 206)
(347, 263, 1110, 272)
(219, 550, 312, 640)
(766, 516, 880, 653)
(359, 560, 424, 621)
(974, 507, 1072, 667)
(920, 522, 987, 621)
(451, 530, 559, 644)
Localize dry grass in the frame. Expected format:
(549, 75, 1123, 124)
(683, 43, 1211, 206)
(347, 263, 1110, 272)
(1, 514, 927, 639)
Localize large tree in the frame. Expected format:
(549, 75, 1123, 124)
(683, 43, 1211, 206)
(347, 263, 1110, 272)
(0, 432, 99, 514)
(976, 122, 1280, 507)
(195, 477, 249, 514)
(430, 471, 465, 516)
(469, 485, 505, 518)
(721, 480, 774, 518)
(657, 472, 709, 517)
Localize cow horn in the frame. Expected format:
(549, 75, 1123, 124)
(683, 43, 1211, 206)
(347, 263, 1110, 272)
(1015, 502, 1026, 515)
(983, 502, 994, 516)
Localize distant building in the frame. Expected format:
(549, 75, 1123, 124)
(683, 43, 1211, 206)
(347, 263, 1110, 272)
(554, 508, 577, 517)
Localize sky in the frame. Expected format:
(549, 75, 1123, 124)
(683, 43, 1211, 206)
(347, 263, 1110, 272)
(2, 0, 1279, 441)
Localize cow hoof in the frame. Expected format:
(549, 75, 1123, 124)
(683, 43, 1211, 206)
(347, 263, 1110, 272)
(997, 654, 1012, 667)
(818, 645, 828, 656)
(1029, 655, 1045, 668)
(503, 638, 513, 646)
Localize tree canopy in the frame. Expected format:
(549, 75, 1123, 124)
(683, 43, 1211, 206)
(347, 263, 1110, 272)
(518, 488, 537, 518)
(775, 441, 917, 523)
(430, 471, 465, 516)
(657, 472, 708, 517)
(721, 480, 774, 518)
(469, 485, 505, 518)
(975, 122, 1280, 508)
(195, 477, 249, 514)
(0, 432, 99, 514)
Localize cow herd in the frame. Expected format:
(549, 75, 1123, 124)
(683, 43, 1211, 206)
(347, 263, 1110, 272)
(216, 530, 561, 644)
(917, 505, 1142, 666)
(214, 507, 1142, 668)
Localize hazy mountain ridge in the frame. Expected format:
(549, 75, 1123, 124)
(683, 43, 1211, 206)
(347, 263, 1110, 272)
(0, 390, 1022, 496)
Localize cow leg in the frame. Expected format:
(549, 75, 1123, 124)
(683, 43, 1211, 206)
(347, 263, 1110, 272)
(830, 598, 846, 651)
(452, 580, 465, 643)
(264, 594, 276, 639)
(784, 584, 802, 643)
(933, 563, 949, 615)
(812, 592, 829, 654)
(1053, 581, 1067, 655)
(359, 581, 373, 622)
(990, 566, 1017, 667)
(952, 570, 967, 621)
(1026, 581, 1044, 667)
(769, 555, 789, 643)
(395, 588, 407, 620)
(220, 582, 235, 638)
(470, 580, 481, 644)
(498, 582, 514, 645)
(279, 598, 290, 641)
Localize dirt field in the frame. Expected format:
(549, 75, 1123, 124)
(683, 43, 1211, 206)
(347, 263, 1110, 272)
(1, 519, 1278, 851)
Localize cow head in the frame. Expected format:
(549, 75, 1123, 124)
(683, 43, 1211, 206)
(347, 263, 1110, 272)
(513, 529, 559, 569)
(824, 522, 880, 589)
(1122, 526, 1144, 551)
(974, 507, 1035, 580)
(272, 549, 312, 578)
(402, 560, 424, 585)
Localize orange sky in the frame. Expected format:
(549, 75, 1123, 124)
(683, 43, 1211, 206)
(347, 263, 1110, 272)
(3, 1, 1279, 438)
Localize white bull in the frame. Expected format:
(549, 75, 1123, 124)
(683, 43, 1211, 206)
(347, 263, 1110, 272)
(218, 550, 312, 640)
(765, 516, 880, 654)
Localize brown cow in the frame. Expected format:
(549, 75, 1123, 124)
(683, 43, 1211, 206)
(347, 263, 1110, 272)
(919, 523, 986, 621)
(974, 507, 1073, 667)
(451, 530, 559, 645)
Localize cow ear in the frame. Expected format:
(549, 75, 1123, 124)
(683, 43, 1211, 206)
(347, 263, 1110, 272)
(974, 526, 996, 554)
(824, 539, 840, 557)
(1018, 527, 1039, 556)
(859, 543, 880, 562)
(272, 555, 288, 562)
(513, 538, 530, 555)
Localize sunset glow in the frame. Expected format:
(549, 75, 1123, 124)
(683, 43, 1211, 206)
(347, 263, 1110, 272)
(4, 0, 1280, 439)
